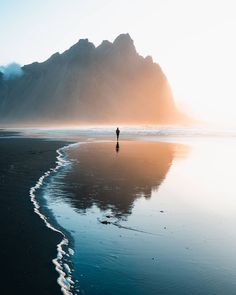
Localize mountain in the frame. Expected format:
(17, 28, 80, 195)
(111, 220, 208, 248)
(0, 34, 186, 125)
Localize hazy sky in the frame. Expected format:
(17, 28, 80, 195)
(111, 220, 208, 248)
(1, 0, 236, 125)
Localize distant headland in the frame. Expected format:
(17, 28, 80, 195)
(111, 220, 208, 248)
(0, 34, 188, 126)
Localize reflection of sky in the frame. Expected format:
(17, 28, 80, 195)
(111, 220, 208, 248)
(42, 138, 236, 295)
(55, 141, 178, 217)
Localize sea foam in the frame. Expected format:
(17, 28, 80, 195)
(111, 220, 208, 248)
(29, 142, 80, 295)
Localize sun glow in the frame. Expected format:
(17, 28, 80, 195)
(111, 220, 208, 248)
(1, 0, 236, 126)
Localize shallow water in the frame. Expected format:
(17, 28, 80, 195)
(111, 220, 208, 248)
(41, 138, 236, 295)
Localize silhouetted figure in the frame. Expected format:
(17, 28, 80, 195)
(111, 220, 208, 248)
(116, 127, 120, 141)
(116, 142, 120, 153)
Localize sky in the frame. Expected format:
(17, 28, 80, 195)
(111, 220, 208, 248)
(1, 0, 236, 126)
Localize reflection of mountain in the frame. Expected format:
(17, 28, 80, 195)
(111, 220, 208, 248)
(54, 141, 185, 217)
(0, 34, 186, 125)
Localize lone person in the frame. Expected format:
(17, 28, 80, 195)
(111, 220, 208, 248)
(116, 127, 120, 141)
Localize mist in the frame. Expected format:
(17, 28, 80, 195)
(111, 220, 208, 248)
(0, 34, 187, 126)
(0, 63, 23, 80)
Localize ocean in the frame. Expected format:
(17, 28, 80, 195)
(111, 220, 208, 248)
(24, 126, 236, 295)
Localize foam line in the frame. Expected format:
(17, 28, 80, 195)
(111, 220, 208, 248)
(29, 143, 80, 295)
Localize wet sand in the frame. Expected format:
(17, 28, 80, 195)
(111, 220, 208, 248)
(42, 140, 188, 294)
(0, 135, 67, 294)
(43, 139, 236, 295)
(2, 129, 236, 295)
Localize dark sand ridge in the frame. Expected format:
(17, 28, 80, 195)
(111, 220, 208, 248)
(0, 134, 68, 294)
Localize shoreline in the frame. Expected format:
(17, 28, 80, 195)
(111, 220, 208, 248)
(0, 129, 139, 295)
(0, 134, 72, 294)
(30, 143, 76, 295)
(1, 129, 236, 295)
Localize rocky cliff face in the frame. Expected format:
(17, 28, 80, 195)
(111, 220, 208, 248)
(0, 34, 184, 125)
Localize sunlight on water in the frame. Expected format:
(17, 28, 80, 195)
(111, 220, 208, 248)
(41, 138, 236, 295)
(9, 124, 236, 141)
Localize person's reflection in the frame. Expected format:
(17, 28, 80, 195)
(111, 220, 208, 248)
(116, 142, 120, 153)
(58, 141, 189, 217)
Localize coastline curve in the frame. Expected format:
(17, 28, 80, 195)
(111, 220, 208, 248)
(29, 142, 80, 295)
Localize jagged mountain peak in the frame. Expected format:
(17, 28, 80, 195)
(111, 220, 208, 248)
(62, 38, 96, 59)
(113, 33, 133, 45)
(0, 33, 185, 125)
(97, 40, 112, 49)
(113, 33, 136, 53)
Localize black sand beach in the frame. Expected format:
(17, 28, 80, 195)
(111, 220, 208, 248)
(2, 129, 236, 295)
(0, 134, 67, 294)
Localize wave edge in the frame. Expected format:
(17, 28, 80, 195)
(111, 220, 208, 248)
(29, 143, 79, 295)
